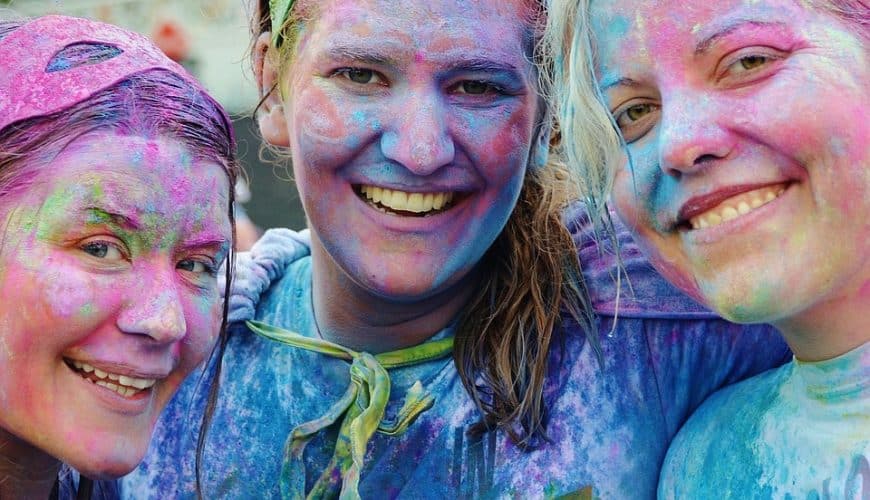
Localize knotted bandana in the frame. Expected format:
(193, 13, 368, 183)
(246, 320, 454, 499)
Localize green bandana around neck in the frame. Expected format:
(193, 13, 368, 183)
(245, 320, 455, 499)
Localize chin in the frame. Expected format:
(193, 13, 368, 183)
(60, 436, 148, 480)
(701, 281, 790, 326)
(355, 259, 457, 301)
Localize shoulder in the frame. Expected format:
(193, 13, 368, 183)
(225, 228, 312, 323)
(681, 362, 788, 435)
(659, 363, 791, 495)
(563, 202, 715, 319)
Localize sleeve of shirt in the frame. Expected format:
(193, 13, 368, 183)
(222, 228, 311, 323)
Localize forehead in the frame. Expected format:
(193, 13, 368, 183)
(29, 133, 230, 231)
(591, 0, 803, 72)
(303, 0, 535, 62)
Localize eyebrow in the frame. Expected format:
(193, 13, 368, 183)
(84, 206, 142, 231)
(325, 45, 521, 76)
(600, 76, 644, 92)
(326, 45, 399, 67)
(440, 58, 520, 75)
(695, 20, 790, 56)
(179, 234, 231, 253)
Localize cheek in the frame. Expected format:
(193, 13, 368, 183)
(296, 88, 349, 143)
(291, 85, 365, 172)
(612, 152, 654, 226)
(176, 293, 222, 373)
(456, 104, 535, 180)
(5, 250, 104, 327)
(612, 158, 705, 301)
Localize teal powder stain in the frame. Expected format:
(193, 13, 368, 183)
(78, 302, 95, 317)
(608, 16, 630, 39)
(828, 137, 847, 157)
(728, 285, 774, 322)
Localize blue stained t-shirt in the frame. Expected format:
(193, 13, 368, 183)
(121, 204, 791, 499)
(659, 341, 869, 498)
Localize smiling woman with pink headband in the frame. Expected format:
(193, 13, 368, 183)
(124, 1, 792, 498)
(0, 15, 237, 499)
(548, 0, 868, 496)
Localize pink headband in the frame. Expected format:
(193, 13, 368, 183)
(0, 15, 233, 143)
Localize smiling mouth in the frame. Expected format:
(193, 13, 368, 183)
(684, 184, 788, 231)
(64, 358, 157, 398)
(354, 184, 459, 217)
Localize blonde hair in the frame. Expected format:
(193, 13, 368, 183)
(541, 0, 621, 231)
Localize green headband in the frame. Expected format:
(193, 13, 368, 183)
(269, 0, 296, 47)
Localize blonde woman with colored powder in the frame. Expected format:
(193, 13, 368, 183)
(0, 16, 237, 499)
(547, 0, 868, 496)
(125, 1, 792, 497)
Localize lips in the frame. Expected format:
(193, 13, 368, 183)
(679, 182, 789, 230)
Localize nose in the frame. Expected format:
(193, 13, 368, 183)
(657, 90, 734, 177)
(380, 88, 455, 175)
(117, 266, 187, 344)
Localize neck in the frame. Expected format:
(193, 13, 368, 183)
(774, 273, 870, 362)
(310, 236, 476, 354)
(0, 428, 61, 499)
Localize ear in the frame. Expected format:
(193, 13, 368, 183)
(253, 32, 290, 147)
(530, 115, 552, 170)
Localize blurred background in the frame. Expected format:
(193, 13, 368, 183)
(1, 0, 308, 247)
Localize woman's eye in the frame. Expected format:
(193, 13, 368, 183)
(624, 103, 655, 122)
(737, 55, 769, 71)
(455, 80, 496, 95)
(718, 48, 785, 82)
(613, 102, 660, 143)
(177, 259, 216, 276)
(336, 68, 383, 85)
(80, 240, 125, 261)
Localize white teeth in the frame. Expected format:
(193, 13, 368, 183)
(688, 185, 787, 230)
(118, 375, 156, 390)
(391, 190, 408, 207)
(95, 379, 142, 398)
(408, 193, 424, 212)
(69, 360, 157, 392)
(359, 185, 456, 214)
